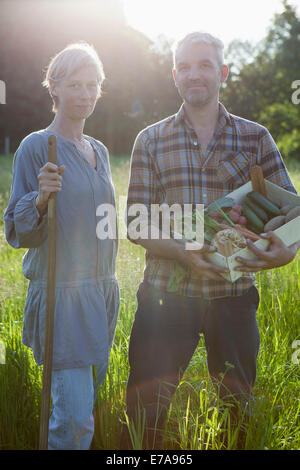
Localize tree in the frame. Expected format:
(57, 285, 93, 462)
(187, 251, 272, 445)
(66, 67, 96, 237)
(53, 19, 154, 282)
(0, 0, 179, 155)
(222, 0, 300, 160)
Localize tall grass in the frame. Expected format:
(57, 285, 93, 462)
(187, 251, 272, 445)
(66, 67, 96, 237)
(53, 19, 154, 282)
(0, 154, 299, 450)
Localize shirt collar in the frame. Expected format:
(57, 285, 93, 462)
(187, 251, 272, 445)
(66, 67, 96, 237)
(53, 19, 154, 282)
(174, 101, 232, 129)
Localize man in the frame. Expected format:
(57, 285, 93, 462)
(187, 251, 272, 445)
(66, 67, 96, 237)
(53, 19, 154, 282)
(122, 32, 300, 450)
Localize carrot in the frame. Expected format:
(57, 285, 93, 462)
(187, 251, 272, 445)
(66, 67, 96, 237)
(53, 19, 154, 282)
(219, 223, 261, 241)
(219, 223, 233, 230)
(234, 224, 262, 241)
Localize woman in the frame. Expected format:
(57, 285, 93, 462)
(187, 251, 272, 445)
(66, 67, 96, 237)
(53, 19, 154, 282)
(4, 43, 119, 450)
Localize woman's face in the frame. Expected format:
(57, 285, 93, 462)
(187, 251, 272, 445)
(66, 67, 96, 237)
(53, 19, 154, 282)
(52, 65, 100, 120)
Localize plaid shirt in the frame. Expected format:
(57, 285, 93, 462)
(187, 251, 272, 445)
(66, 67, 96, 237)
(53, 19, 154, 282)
(126, 102, 297, 299)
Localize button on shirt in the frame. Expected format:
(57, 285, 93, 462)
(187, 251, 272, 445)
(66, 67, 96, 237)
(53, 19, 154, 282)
(126, 102, 297, 299)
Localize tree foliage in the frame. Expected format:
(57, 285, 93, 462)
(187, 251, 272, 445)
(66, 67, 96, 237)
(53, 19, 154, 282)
(222, 0, 300, 160)
(0, 0, 299, 160)
(0, 0, 180, 155)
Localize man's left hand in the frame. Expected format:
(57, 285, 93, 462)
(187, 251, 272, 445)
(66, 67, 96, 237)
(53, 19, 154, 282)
(234, 231, 300, 273)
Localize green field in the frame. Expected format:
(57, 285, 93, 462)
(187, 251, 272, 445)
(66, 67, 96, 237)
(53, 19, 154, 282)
(0, 154, 300, 450)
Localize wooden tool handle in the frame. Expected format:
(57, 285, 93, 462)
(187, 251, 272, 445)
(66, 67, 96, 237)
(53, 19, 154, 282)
(47, 135, 57, 219)
(48, 134, 57, 164)
(250, 166, 267, 197)
(39, 135, 57, 450)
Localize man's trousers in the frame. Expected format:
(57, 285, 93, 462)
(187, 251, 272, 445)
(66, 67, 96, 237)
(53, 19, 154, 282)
(122, 281, 260, 449)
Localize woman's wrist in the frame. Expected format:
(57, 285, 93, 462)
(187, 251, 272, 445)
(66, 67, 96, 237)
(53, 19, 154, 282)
(35, 194, 48, 217)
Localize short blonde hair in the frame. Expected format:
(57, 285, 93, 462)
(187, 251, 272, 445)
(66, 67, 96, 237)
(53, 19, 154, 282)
(42, 42, 105, 112)
(173, 32, 225, 69)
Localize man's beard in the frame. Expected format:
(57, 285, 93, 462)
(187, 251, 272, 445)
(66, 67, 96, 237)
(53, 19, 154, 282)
(185, 88, 210, 107)
(181, 80, 220, 108)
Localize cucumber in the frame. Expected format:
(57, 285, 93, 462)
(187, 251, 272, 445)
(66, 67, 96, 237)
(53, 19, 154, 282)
(243, 196, 269, 223)
(247, 191, 281, 217)
(243, 204, 265, 233)
(247, 223, 261, 235)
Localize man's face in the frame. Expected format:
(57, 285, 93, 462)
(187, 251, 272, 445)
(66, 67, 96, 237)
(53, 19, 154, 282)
(173, 42, 228, 108)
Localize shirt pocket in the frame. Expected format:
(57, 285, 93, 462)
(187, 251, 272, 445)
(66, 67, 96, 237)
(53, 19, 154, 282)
(217, 151, 254, 192)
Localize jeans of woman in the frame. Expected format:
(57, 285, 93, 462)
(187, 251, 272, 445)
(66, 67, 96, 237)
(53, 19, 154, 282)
(121, 281, 261, 450)
(48, 361, 108, 450)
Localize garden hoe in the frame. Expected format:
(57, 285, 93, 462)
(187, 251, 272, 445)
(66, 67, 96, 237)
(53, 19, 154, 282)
(39, 135, 57, 450)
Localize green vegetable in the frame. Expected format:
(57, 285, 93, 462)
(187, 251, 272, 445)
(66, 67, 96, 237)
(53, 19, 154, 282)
(247, 191, 281, 217)
(247, 223, 261, 235)
(192, 209, 222, 242)
(205, 201, 235, 227)
(243, 204, 265, 233)
(203, 225, 218, 243)
(243, 196, 269, 223)
(206, 197, 235, 212)
(167, 263, 188, 292)
(204, 214, 222, 232)
(167, 197, 235, 293)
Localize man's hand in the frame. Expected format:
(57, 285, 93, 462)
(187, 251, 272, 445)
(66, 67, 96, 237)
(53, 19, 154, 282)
(234, 231, 300, 273)
(178, 243, 230, 281)
(136, 236, 229, 281)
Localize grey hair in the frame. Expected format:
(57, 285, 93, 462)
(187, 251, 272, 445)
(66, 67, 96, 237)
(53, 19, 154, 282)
(42, 42, 105, 113)
(173, 32, 225, 69)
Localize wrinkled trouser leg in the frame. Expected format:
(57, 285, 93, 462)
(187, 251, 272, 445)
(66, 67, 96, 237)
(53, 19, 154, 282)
(121, 283, 201, 450)
(204, 286, 260, 412)
(203, 286, 260, 448)
(48, 366, 95, 450)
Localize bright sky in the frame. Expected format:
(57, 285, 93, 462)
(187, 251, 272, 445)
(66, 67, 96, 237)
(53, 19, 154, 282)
(123, 0, 300, 47)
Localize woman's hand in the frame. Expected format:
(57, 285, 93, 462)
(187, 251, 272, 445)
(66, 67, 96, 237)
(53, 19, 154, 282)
(36, 162, 65, 216)
(234, 231, 300, 272)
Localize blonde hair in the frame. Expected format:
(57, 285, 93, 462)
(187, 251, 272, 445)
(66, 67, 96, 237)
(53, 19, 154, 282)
(173, 32, 225, 69)
(42, 42, 105, 112)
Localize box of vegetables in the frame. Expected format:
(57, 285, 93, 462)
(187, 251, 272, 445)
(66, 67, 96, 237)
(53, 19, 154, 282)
(203, 178, 300, 283)
(167, 171, 300, 290)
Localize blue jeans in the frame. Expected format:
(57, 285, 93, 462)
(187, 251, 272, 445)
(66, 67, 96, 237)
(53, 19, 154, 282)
(122, 281, 260, 449)
(48, 361, 108, 450)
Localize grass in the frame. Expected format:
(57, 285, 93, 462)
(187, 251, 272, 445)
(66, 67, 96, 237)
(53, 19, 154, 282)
(0, 154, 300, 450)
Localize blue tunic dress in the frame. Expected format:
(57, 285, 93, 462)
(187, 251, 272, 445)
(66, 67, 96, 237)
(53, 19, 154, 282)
(4, 130, 119, 380)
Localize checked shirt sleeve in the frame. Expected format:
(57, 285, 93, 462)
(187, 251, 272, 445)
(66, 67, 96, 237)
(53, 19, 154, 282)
(126, 130, 160, 243)
(257, 128, 297, 194)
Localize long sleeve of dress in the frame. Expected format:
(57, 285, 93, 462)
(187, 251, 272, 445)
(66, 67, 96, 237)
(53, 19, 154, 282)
(4, 134, 48, 248)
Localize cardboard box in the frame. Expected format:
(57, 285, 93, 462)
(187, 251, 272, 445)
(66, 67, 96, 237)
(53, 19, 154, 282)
(205, 180, 300, 282)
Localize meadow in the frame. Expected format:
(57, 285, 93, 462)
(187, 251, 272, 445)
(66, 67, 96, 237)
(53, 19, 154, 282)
(0, 154, 299, 450)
